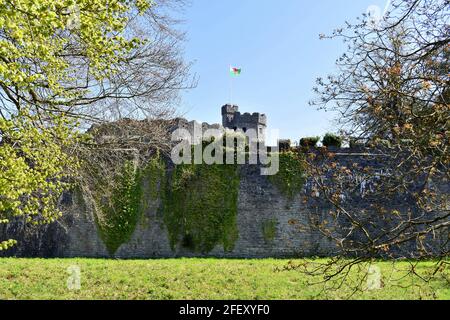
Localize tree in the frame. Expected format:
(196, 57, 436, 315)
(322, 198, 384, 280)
(0, 0, 193, 121)
(0, 110, 80, 250)
(302, 0, 449, 291)
(0, 0, 193, 250)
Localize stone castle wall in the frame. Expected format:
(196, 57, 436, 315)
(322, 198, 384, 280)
(0, 144, 450, 258)
(2, 162, 339, 259)
(2, 149, 448, 259)
(2, 144, 449, 259)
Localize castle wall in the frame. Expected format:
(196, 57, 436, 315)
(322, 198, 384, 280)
(1, 164, 338, 258)
(1, 151, 447, 259)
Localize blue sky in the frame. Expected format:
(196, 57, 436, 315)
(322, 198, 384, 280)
(180, 0, 388, 143)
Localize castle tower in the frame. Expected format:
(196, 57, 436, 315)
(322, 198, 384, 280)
(221, 104, 239, 128)
(221, 104, 267, 143)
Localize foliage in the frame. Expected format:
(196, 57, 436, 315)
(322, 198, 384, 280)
(0, 110, 78, 250)
(87, 135, 244, 254)
(93, 161, 143, 255)
(0, 0, 190, 252)
(300, 137, 320, 147)
(142, 156, 166, 201)
(0, 0, 151, 109)
(92, 156, 165, 255)
(278, 140, 291, 152)
(262, 219, 278, 243)
(269, 151, 306, 200)
(0, 0, 153, 250)
(163, 163, 240, 253)
(322, 133, 343, 148)
(87, 141, 241, 255)
(0, 0, 193, 125)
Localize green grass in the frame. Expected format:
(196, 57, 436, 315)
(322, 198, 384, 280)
(0, 258, 448, 300)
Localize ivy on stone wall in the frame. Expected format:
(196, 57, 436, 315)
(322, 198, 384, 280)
(90, 147, 241, 255)
(94, 161, 143, 255)
(163, 163, 240, 253)
(269, 151, 306, 199)
(89, 148, 305, 255)
(142, 156, 166, 201)
(93, 156, 165, 255)
(262, 219, 278, 243)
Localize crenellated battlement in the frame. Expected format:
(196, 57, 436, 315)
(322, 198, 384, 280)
(169, 104, 268, 144)
(221, 104, 267, 141)
(239, 112, 266, 124)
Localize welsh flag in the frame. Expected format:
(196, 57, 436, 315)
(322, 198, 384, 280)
(230, 66, 242, 76)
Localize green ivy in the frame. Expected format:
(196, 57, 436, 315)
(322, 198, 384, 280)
(163, 163, 240, 253)
(142, 156, 166, 201)
(93, 156, 165, 255)
(91, 149, 240, 255)
(94, 161, 143, 255)
(262, 219, 278, 243)
(269, 151, 306, 199)
(89, 148, 305, 255)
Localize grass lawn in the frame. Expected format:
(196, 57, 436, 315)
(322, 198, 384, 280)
(0, 258, 448, 300)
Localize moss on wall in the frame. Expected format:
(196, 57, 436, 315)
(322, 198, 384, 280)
(92, 157, 165, 255)
(262, 219, 278, 244)
(163, 163, 240, 253)
(89, 149, 305, 255)
(269, 151, 306, 199)
(90, 143, 242, 255)
(93, 161, 143, 255)
(141, 156, 166, 202)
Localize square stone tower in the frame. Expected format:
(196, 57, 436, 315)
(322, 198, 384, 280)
(221, 104, 267, 143)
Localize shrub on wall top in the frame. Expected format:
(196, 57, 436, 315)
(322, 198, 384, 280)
(322, 133, 343, 148)
(278, 139, 291, 152)
(300, 137, 320, 147)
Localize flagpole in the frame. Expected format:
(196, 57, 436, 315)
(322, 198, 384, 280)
(229, 65, 233, 106)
